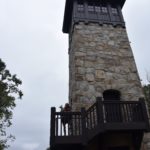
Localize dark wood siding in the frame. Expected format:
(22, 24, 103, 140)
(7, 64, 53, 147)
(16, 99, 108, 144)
(72, 1, 125, 28)
(63, 0, 126, 33)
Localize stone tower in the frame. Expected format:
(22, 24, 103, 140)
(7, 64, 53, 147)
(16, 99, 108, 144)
(62, 0, 143, 111)
(49, 1, 150, 150)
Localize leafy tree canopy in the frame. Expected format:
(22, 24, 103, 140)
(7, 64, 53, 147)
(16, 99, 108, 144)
(143, 83, 150, 113)
(0, 59, 23, 149)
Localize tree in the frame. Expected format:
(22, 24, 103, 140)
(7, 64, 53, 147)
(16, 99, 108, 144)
(143, 83, 150, 113)
(0, 59, 23, 149)
(142, 72, 150, 113)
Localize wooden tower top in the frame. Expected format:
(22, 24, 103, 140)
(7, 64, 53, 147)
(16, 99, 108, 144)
(63, 0, 126, 33)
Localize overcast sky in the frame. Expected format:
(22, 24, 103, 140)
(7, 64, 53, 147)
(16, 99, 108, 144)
(0, 0, 150, 150)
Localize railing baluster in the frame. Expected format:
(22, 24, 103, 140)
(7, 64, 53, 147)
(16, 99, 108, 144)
(139, 103, 143, 121)
(75, 114, 77, 135)
(126, 103, 130, 122)
(81, 108, 87, 145)
(134, 104, 138, 121)
(113, 103, 116, 122)
(96, 97, 104, 124)
(122, 103, 126, 122)
(94, 107, 97, 126)
(136, 103, 140, 121)
(88, 113, 90, 129)
(128, 103, 131, 122)
(78, 114, 80, 135)
(61, 114, 63, 136)
(139, 98, 150, 130)
(125, 103, 128, 122)
(56, 115, 58, 136)
(89, 109, 92, 128)
(117, 103, 120, 122)
(129, 104, 133, 122)
(50, 107, 56, 147)
(72, 115, 74, 136)
(115, 103, 118, 122)
(78, 115, 81, 135)
(119, 103, 122, 122)
(92, 107, 95, 127)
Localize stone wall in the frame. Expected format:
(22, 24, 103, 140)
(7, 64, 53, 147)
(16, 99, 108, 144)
(141, 133, 150, 150)
(69, 22, 143, 111)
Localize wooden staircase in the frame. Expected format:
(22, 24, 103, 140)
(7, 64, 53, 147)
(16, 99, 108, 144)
(50, 98, 150, 150)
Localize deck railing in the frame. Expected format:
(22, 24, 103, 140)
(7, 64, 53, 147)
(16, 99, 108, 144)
(103, 100, 144, 123)
(86, 101, 98, 130)
(50, 98, 149, 147)
(54, 111, 82, 136)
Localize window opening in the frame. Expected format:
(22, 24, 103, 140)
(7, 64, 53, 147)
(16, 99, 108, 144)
(77, 3, 84, 12)
(95, 6, 101, 13)
(103, 90, 122, 122)
(112, 8, 118, 14)
(103, 89, 120, 101)
(88, 5, 94, 12)
(102, 7, 108, 13)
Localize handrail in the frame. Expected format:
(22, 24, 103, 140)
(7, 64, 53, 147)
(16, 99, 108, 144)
(103, 100, 141, 104)
(102, 100, 144, 123)
(86, 102, 97, 113)
(55, 111, 81, 115)
(50, 99, 150, 147)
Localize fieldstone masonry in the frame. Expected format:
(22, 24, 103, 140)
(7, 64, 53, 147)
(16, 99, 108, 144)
(69, 22, 143, 111)
(68, 23, 150, 149)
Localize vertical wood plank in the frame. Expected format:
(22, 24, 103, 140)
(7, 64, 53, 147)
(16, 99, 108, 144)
(96, 97, 104, 124)
(81, 107, 87, 145)
(139, 98, 150, 130)
(117, 5, 125, 27)
(107, 3, 113, 23)
(50, 107, 56, 147)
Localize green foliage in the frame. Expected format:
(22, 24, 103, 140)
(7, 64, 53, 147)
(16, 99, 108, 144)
(0, 59, 23, 149)
(143, 84, 150, 113)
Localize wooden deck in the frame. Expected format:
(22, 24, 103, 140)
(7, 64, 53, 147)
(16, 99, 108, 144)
(50, 98, 150, 149)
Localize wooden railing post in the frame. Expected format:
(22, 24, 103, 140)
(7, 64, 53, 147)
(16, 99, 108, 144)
(50, 107, 56, 147)
(81, 107, 87, 145)
(96, 97, 104, 124)
(139, 98, 150, 131)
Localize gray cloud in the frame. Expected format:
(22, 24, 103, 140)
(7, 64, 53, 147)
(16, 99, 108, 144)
(123, 0, 150, 83)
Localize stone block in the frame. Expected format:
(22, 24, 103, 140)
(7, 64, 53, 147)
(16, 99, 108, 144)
(86, 56, 97, 62)
(108, 41, 115, 46)
(89, 42, 96, 47)
(76, 67, 85, 75)
(86, 68, 95, 73)
(75, 52, 86, 57)
(75, 74, 84, 81)
(85, 61, 95, 68)
(78, 47, 85, 52)
(95, 70, 105, 79)
(86, 73, 95, 82)
(89, 85, 95, 93)
(75, 59, 84, 67)
(79, 82, 89, 91)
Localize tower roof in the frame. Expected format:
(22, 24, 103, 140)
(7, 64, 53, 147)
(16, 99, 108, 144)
(62, 0, 126, 33)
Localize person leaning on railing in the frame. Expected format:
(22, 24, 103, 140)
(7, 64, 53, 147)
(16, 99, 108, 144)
(60, 103, 72, 135)
(63, 103, 71, 112)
